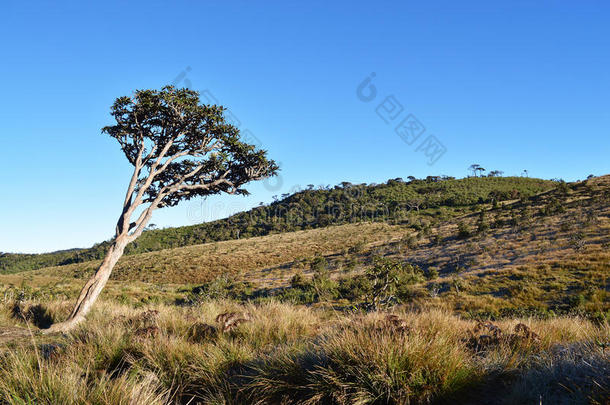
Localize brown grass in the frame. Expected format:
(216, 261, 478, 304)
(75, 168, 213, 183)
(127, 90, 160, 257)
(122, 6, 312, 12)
(0, 301, 607, 404)
(7, 222, 407, 285)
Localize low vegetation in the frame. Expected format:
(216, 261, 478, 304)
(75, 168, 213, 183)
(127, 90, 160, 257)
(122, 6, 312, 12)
(1, 175, 608, 403)
(3, 175, 604, 321)
(1, 301, 607, 404)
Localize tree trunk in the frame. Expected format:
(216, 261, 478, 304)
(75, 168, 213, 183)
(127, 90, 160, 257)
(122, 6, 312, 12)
(44, 238, 128, 333)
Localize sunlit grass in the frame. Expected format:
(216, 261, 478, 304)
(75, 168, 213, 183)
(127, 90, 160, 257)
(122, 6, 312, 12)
(1, 301, 608, 404)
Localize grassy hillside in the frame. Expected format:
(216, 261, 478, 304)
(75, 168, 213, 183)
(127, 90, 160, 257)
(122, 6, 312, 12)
(0, 176, 554, 274)
(23, 223, 405, 284)
(0, 176, 608, 404)
(1, 175, 607, 319)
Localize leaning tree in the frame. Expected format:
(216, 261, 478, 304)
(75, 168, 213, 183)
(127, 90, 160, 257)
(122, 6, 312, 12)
(46, 86, 278, 332)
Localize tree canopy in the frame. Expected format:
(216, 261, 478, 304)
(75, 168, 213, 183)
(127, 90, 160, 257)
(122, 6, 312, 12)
(103, 86, 278, 239)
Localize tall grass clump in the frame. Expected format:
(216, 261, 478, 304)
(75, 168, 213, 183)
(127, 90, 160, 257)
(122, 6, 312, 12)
(0, 346, 167, 404)
(243, 310, 480, 404)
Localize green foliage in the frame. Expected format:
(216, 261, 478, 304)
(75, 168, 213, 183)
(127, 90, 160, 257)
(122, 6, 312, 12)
(185, 275, 254, 303)
(476, 209, 489, 233)
(289, 271, 307, 289)
(279, 264, 338, 304)
(401, 234, 418, 249)
(275, 285, 317, 304)
(309, 255, 328, 272)
(104, 86, 279, 210)
(311, 263, 337, 302)
(343, 257, 359, 272)
(269, 258, 428, 306)
(555, 180, 570, 195)
(569, 293, 587, 308)
(540, 197, 565, 216)
(431, 233, 443, 246)
(361, 257, 425, 309)
(457, 221, 472, 239)
(337, 275, 372, 300)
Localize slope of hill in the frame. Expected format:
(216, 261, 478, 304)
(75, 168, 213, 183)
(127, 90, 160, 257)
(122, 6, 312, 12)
(22, 222, 404, 284)
(1, 175, 607, 319)
(0, 176, 554, 274)
(0, 176, 608, 405)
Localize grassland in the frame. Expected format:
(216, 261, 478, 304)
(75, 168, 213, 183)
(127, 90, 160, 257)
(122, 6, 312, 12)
(1, 301, 608, 404)
(0, 175, 608, 404)
(1, 176, 607, 318)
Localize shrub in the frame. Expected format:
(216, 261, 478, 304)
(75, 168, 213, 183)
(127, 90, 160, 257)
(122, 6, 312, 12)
(431, 233, 443, 246)
(401, 234, 418, 249)
(309, 255, 328, 272)
(290, 271, 309, 290)
(555, 180, 569, 195)
(337, 275, 372, 301)
(540, 198, 565, 216)
(360, 258, 426, 309)
(187, 276, 254, 303)
(476, 210, 489, 233)
(457, 221, 472, 239)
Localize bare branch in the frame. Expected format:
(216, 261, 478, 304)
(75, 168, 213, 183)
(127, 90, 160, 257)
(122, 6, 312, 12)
(123, 143, 145, 208)
(126, 207, 155, 243)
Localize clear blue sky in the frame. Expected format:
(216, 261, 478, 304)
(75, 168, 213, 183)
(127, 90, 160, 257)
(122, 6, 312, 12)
(1, 1, 608, 253)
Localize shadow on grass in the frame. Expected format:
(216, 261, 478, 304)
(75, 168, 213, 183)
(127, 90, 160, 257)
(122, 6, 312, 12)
(11, 302, 54, 329)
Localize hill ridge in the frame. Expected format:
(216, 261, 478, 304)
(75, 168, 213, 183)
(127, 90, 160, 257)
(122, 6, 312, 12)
(1, 175, 555, 274)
